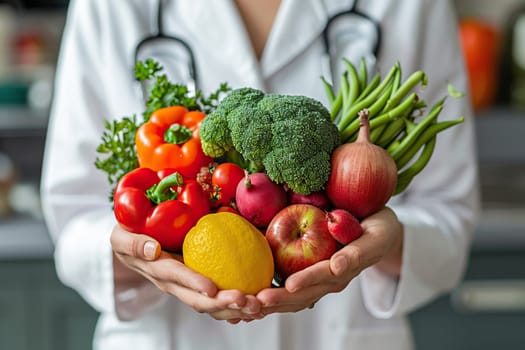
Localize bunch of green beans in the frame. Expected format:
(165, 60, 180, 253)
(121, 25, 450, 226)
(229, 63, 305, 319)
(321, 58, 464, 195)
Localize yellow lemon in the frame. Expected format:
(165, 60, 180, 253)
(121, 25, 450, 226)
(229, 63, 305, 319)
(182, 212, 274, 295)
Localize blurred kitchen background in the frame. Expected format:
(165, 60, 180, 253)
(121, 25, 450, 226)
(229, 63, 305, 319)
(0, 0, 524, 349)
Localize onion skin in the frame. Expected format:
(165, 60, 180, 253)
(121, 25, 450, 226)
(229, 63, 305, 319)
(326, 110, 397, 219)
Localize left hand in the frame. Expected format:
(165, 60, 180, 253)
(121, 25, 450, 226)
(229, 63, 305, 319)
(256, 207, 404, 315)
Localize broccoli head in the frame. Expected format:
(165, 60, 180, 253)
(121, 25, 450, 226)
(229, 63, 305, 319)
(199, 87, 340, 194)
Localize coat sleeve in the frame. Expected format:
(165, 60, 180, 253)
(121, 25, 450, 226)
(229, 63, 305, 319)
(359, 0, 481, 317)
(40, 0, 167, 319)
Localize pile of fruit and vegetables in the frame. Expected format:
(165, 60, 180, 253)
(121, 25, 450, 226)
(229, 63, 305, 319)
(96, 58, 464, 294)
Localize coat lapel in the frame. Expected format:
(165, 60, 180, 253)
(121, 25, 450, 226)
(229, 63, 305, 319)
(176, 0, 265, 89)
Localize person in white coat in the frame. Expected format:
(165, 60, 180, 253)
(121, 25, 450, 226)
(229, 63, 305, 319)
(41, 0, 480, 349)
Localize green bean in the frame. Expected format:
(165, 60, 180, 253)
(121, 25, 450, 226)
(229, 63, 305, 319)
(329, 74, 345, 122)
(394, 117, 464, 169)
(389, 65, 402, 98)
(358, 57, 368, 93)
(374, 101, 415, 147)
(369, 93, 417, 129)
(355, 73, 381, 103)
(393, 136, 437, 195)
(340, 72, 350, 118)
(340, 92, 417, 142)
(384, 70, 428, 112)
(389, 98, 446, 161)
(368, 82, 394, 118)
(321, 76, 336, 106)
(342, 58, 361, 109)
(338, 64, 400, 132)
(404, 117, 417, 134)
(387, 140, 401, 154)
(376, 116, 406, 148)
(370, 123, 387, 143)
(368, 85, 393, 143)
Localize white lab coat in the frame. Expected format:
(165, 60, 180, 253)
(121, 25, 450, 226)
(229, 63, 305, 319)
(41, 0, 480, 349)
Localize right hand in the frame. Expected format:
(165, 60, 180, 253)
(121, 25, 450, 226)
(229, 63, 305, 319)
(110, 224, 264, 323)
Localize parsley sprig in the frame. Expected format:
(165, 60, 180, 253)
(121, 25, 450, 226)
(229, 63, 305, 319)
(95, 59, 231, 196)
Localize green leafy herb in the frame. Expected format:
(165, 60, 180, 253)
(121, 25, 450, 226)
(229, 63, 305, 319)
(95, 115, 141, 200)
(95, 59, 231, 198)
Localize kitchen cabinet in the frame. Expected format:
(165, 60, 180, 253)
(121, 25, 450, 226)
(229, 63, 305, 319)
(0, 258, 99, 350)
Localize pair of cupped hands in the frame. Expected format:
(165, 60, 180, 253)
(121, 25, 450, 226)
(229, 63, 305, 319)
(111, 207, 403, 324)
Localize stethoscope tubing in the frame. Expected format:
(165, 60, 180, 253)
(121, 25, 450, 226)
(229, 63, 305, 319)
(135, 0, 381, 94)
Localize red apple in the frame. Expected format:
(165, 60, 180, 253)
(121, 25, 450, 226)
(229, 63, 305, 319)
(326, 209, 363, 245)
(265, 204, 338, 280)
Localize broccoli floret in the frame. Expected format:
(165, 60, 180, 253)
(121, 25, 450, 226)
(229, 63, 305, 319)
(200, 88, 265, 157)
(199, 87, 340, 194)
(199, 111, 233, 157)
(263, 150, 332, 195)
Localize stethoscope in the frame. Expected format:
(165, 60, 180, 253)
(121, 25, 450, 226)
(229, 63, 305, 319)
(134, 0, 381, 96)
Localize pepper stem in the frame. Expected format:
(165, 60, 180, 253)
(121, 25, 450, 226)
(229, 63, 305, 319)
(146, 172, 184, 204)
(164, 123, 192, 144)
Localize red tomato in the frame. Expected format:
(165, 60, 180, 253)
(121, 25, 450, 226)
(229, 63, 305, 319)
(459, 19, 500, 111)
(211, 163, 245, 207)
(216, 205, 239, 214)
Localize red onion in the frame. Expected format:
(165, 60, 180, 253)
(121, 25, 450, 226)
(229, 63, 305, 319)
(325, 110, 397, 219)
(287, 190, 331, 210)
(235, 172, 287, 228)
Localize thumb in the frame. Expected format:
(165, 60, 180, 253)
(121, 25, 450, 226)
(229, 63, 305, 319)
(330, 245, 363, 277)
(111, 224, 161, 261)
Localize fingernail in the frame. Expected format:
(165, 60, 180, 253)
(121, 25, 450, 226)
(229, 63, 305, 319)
(228, 303, 241, 310)
(144, 241, 158, 259)
(242, 307, 259, 315)
(246, 312, 264, 320)
(333, 255, 348, 274)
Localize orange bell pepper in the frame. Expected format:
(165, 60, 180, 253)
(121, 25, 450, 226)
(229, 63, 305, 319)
(135, 106, 213, 179)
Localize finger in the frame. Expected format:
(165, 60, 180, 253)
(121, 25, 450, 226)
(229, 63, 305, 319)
(132, 252, 218, 297)
(257, 284, 321, 308)
(284, 260, 333, 293)
(227, 319, 242, 325)
(170, 284, 233, 314)
(174, 288, 260, 319)
(110, 224, 160, 261)
(239, 295, 262, 315)
(210, 308, 264, 322)
(257, 285, 326, 315)
(330, 231, 386, 277)
(216, 289, 251, 310)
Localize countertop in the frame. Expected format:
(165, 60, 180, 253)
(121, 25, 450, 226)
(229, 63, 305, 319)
(0, 214, 53, 259)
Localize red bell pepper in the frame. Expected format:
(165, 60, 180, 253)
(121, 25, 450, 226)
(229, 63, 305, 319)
(113, 167, 210, 252)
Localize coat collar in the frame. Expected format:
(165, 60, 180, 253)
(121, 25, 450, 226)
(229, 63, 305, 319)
(175, 0, 328, 88)
(260, 0, 327, 77)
